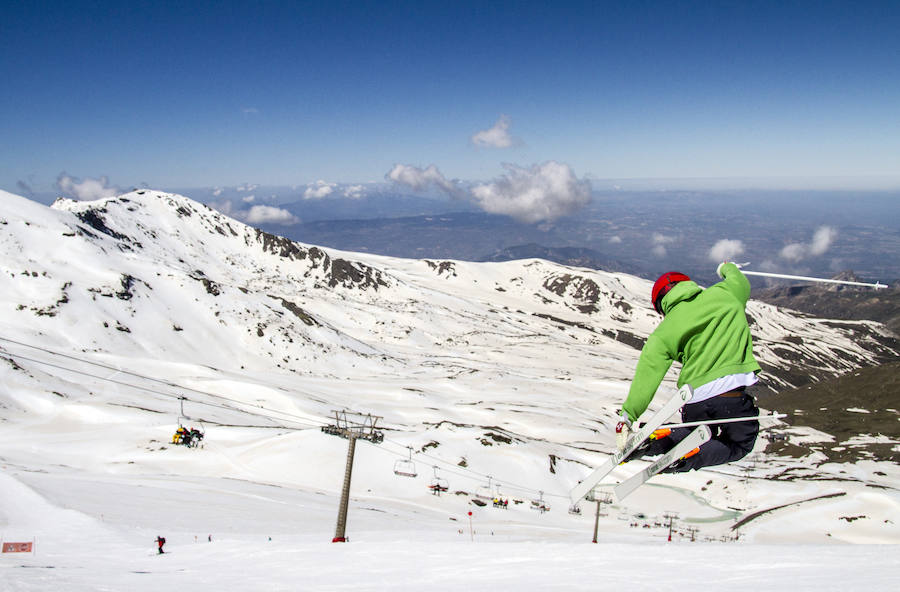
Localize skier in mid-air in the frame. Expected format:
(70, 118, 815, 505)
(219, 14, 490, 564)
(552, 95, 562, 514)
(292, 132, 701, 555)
(616, 262, 762, 472)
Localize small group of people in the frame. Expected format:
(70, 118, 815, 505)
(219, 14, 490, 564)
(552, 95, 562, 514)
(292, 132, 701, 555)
(616, 262, 762, 472)
(172, 426, 204, 448)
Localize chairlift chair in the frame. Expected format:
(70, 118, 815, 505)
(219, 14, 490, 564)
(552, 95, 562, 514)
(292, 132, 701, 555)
(475, 475, 494, 500)
(393, 446, 417, 478)
(173, 397, 205, 448)
(530, 491, 550, 513)
(427, 466, 449, 495)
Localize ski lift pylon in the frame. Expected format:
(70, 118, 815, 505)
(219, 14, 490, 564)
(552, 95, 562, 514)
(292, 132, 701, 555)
(393, 446, 418, 478)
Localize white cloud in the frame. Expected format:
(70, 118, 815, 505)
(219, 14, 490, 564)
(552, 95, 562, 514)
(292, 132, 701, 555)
(343, 185, 365, 199)
(608, 235, 622, 244)
(470, 161, 591, 223)
(304, 180, 336, 200)
(208, 199, 298, 225)
(651, 233, 675, 258)
(242, 195, 256, 203)
(779, 243, 807, 262)
(780, 226, 837, 261)
(209, 200, 235, 217)
(387, 161, 591, 223)
(709, 239, 745, 262)
(809, 226, 837, 256)
(56, 173, 120, 201)
(471, 115, 514, 148)
(386, 164, 463, 197)
(244, 205, 299, 225)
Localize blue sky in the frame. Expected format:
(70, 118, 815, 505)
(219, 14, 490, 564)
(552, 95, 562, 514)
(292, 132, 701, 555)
(3, 0, 900, 197)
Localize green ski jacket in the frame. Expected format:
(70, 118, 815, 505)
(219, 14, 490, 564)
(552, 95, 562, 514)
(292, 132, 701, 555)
(622, 263, 761, 423)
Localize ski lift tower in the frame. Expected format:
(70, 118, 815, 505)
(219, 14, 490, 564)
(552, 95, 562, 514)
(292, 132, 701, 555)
(587, 491, 612, 544)
(663, 511, 679, 542)
(321, 410, 383, 543)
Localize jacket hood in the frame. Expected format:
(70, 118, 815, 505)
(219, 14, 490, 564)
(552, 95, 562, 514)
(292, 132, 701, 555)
(660, 280, 702, 315)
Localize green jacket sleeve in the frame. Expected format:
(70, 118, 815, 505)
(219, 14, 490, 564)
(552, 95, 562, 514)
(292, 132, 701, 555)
(622, 332, 674, 422)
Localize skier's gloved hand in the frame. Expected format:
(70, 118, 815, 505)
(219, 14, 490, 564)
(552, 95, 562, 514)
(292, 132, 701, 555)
(716, 261, 729, 278)
(718, 261, 749, 277)
(615, 411, 633, 452)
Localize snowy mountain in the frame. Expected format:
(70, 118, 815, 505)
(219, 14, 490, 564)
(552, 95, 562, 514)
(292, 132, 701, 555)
(1, 189, 899, 588)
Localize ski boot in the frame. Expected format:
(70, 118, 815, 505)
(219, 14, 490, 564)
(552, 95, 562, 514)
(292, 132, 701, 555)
(661, 446, 700, 473)
(623, 428, 674, 463)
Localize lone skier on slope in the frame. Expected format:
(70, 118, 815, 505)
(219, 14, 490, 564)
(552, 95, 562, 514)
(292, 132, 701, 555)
(616, 262, 761, 472)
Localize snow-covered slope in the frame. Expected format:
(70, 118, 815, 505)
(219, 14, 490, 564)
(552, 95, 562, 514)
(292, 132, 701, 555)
(1, 188, 898, 583)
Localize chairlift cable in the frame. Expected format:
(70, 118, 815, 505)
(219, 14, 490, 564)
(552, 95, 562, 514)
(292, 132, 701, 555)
(0, 340, 323, 431)
(0, 335, 330, 428)
(7, 350, 318, 431)
(0, 335, 331, 430)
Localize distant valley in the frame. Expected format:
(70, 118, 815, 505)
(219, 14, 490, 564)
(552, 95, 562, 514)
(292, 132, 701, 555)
(259, 190, 900, 291)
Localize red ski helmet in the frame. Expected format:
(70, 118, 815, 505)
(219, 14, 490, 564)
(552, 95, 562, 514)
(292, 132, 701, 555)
(651, 271, 691, 315)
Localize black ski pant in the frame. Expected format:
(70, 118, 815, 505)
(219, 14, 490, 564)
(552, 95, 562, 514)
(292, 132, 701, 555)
(648, 391, 759, 472)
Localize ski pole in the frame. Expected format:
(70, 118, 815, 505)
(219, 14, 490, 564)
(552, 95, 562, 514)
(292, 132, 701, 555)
(740, 270, 888, 289)
(658, 412, 786, 430)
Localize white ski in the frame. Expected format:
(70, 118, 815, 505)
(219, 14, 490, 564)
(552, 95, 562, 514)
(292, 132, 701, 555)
(569, 384, 693, 506)
(612, 424, 712, 502)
